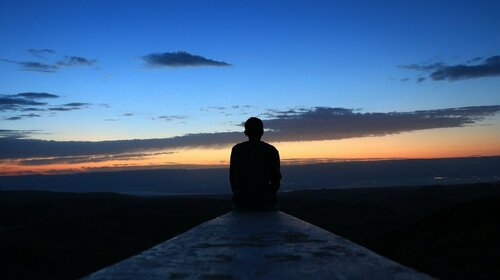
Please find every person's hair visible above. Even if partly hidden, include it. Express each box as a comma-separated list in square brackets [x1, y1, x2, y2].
[244, 117, 264, 139]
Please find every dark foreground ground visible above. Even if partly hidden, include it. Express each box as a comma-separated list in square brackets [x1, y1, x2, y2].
[0, 182, 499, 279]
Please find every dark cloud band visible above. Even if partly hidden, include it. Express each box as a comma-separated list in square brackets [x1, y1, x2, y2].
[400, 55, 500, 81]
[143, 51, 230, 67]
[1, 105, 499, 161]
[431, 56, 500, 80]
[263, 106, 500, 142]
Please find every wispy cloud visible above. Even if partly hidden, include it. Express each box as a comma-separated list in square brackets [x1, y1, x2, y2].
[0, 129, 40, 139]
[1, 59, 58, 72]
[2, 49, 97, 73]
[259, 107, 311, 119]
[0, 95, 47, 111]
[201, 105, 257, 111]
[48, 103, 90, 112]
[21, 113, 41, 118]
[20, 107, 46, 112]
[431, 56, 500, 80]
[15, 92, 60, 99]
[27, 48, 56, 58]
[399, 62, 444, 72]
[2, 105, 499, 161]
[0, 92, 93, 120]
[156, 115, 188, 121]
[18, 152, 175, 165]
[466, 57, 483, 64]
[200, 105, 258, 116]
[62, 102, 91, 107]
[56, 56, 97, 66]
[3, 113, 41, 121]
[4, 116, 22, 121]
[399, 55, 500, 81]
[48, 107, 73, 112]
[143, 51, 230, 67]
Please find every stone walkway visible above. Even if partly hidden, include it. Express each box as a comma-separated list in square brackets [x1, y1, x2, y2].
[85, 211, 432, 280]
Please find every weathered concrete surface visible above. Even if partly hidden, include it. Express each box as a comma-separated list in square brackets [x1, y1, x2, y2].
[84, 211, 432, 280]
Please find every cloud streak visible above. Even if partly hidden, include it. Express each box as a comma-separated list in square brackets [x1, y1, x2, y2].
[2, 49, 97, 73]
[0, 92, 92, 120]
[57, 56, 97, 66]
[0, 129, 40, 139]
[0, 94, 47, 111]
[1, 59, 58, 72]
[3, 113, 41, 121]
[18, 152, 175, 165]
[15, 92, 60, 99]
[27, 48, 56, 58]
[400, 55, 500, 81]
[48, 103, 90, 111]
[1, 105, 499, 161]
[4, 114, 41, 121]
[431, 56, 500, 80]
[156, 115, 188, 121]
[143, 51, 230, 67]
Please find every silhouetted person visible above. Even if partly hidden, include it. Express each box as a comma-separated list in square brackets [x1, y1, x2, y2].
[230, 117, 281, 211]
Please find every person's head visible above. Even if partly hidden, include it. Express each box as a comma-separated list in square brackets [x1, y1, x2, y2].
[244, 117, 264, 140]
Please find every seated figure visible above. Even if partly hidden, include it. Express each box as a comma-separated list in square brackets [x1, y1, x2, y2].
[229, 117, 281, 211]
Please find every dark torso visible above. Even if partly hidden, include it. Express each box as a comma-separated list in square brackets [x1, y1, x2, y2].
[230, 140, 281, 208]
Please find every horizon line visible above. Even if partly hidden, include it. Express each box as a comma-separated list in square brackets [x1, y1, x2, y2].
[2, 154, 499, 177]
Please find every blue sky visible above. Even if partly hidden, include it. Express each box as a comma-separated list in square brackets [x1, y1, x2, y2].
[1, 0, 500, 173]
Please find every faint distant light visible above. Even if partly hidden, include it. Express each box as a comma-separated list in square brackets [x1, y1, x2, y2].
[433, 176, 446, 180]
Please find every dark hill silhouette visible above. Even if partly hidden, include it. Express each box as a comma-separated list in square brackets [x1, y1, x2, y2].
[0, 191, 230, 280]
[1, 182, 499, 279]
[279, 183, 500, 280]
[373, 194, 500, 280]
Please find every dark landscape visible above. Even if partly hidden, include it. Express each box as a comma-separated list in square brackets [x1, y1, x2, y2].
[1, 156, 499, 194]
[1, 182, 499, 279]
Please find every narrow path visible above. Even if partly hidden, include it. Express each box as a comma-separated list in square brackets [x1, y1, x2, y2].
[85, 211, 432, 280]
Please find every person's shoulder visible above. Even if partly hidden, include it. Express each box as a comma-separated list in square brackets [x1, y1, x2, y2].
[261, 141, 279, 152]
[232, 141, 248, 150]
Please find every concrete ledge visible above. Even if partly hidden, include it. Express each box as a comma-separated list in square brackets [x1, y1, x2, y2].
[84, 211, 432, 279]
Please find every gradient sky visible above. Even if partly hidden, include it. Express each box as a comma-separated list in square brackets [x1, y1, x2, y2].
[1, 0, 500, 175]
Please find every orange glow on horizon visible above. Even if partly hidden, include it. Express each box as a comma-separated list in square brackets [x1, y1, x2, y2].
[1, 125, 500, 175]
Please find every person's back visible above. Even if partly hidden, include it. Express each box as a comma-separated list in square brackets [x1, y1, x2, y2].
[230, 117, 281, 211]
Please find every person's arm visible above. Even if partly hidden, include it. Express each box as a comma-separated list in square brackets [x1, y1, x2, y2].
[229, 146, 238, 192]
[270, 148, 281, 192]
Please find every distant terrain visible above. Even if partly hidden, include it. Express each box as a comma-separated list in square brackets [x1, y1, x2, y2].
[279, 183, 500, 280]
[0, 191, 230, 280]
[0, 156, 499, 194]
[1, 182, 499, 279]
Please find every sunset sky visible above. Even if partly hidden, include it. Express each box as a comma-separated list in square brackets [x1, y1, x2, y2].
[1, 0, 500, 175]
